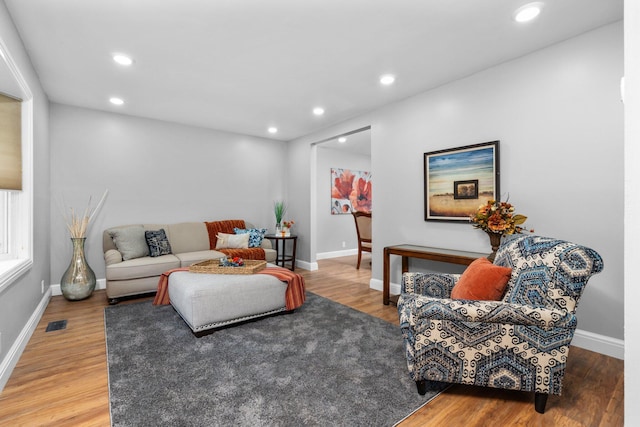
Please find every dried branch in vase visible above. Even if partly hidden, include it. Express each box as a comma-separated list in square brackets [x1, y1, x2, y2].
[61, 189, 109, 238]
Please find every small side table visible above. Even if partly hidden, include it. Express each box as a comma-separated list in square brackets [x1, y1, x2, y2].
[265, 234, 298, 271]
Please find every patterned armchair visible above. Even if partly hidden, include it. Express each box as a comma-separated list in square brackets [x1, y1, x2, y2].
[397, 234, 603, 413]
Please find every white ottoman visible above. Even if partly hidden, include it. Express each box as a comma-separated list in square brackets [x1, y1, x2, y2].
[168, 271, 288, 335]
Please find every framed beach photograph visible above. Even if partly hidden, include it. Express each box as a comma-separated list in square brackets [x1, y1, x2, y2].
[424, 141, 499, 221]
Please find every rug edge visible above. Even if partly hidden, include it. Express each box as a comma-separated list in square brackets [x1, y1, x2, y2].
[103, 309, 114, 427]
[392, 385, 451, 426]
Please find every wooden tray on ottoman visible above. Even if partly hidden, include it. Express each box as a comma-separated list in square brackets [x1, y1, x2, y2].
[189, 259, 267, 275]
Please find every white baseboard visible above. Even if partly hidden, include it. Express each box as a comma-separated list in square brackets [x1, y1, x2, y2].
[370, 278, 398, 294]
[0, 288, 51, 392]
[295, 260, 318, 271]
[368, 278, 624, 360]
[572, 329, 624, 359]
[51, 278, 106, 297]
[316, 249, 357, 260]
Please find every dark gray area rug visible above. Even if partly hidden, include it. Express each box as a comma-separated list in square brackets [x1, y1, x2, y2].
[104, 292, 446, 426]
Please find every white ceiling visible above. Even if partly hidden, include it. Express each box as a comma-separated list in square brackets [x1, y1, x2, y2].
[317, 128, 371, 156]
[3, 0, 623, 142]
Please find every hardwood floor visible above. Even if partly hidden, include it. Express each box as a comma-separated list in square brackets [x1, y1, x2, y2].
[0, 255, 624, 426]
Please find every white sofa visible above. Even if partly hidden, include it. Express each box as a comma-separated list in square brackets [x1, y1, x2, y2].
[103, 221, 276, 304]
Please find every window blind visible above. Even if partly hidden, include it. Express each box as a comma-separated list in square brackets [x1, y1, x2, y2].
[0, 92, 21, 191]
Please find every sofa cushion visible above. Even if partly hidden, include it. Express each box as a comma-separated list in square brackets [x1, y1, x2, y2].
[166, 222, 210, 254]
[174, 250, 227, 267]
[108, 225, 149, 260]
[105, 254, 180, 281]
[215, 232, 250, 249]
[145, 229, 172, 257]
[234, 227, 268, 248]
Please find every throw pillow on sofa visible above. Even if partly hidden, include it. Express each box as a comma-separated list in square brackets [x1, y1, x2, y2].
[215, 232, 250, 249]
[233, 227, 267, 248]
[108, 225, 149, 260]
[145, 229, 172, 257]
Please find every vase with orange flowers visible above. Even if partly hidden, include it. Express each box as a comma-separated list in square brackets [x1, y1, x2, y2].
[470, 199, 533, 262]
[281, 220, 295, 237]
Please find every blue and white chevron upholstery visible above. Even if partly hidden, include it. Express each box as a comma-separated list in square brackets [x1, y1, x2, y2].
[398, 234, 603, 396]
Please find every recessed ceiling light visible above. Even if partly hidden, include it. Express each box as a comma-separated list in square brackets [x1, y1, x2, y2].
[313, 107, 325, 116]
[380, 74, 396, 85]
[513, 2, 543, 23]
[112, 54, 133, 66]
[268, 127, 278, 134]
[109, 97, 124, 105]
[338, 137, 347, 143]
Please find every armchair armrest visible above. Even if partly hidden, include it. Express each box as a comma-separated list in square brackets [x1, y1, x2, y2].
[399, 293, 576, 330]
[401, 272, 460, 298]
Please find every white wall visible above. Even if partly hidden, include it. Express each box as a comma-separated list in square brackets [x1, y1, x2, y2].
[316, 146, 371, 255]
[0, 2, 50, 390]
[49, 104, 287, 284]
[624, 0, 640, 422]
[290, 22, 624, 346]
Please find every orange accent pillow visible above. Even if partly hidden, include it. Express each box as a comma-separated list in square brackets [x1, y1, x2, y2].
[450, 258, 512, 301]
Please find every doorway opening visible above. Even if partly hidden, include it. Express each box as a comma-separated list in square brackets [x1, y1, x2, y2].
[310, 127, 371, 269]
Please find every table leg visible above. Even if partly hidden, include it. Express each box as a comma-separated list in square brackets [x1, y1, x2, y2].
[383, 247, 390, 305]
[291, 238, 297, 271]
[275, 239, 281, 268]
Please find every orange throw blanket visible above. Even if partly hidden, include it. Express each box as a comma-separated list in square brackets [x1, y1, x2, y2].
[152, 267, 306, 311]
[205, 220, 265, 260]
[204, 219, 247, 248]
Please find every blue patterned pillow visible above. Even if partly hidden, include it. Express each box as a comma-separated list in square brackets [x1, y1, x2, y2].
[234, 227, 267, 248]
[145, 229, 172, 257]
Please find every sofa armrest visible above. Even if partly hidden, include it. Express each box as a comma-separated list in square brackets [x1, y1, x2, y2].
[261, 239, 273, 250]
[104, 249, 123, 266]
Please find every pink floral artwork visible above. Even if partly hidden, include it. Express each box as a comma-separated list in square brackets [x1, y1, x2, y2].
[331, 168, 372, 214]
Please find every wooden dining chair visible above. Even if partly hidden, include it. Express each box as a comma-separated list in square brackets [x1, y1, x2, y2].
[351, 211, 372, 269]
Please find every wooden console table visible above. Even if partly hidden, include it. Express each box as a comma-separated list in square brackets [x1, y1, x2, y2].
[383, 244, 487, 305]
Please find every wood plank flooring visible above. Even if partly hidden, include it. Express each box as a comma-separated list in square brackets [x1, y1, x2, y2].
[0, 255, 624, 426]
